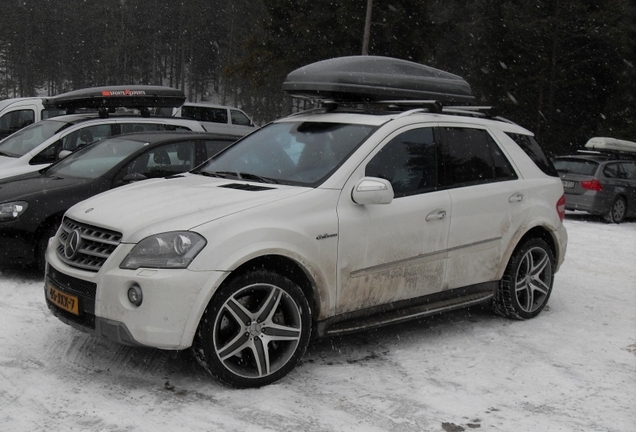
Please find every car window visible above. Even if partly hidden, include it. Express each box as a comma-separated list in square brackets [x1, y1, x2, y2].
[46, 137, 147, 179]
[41, 108, 67, 120]
[123, 141, 197, 178]
[505, 132, 558, 177]
[0, 119, 70, 157]
[182, 106, 228, 124]
[30, 124, 113, 165]
[197, 121, 375, 186]
[119, 122, 191, 134]
[440, 127, 517, 187]
[602, 163, 622, 179]
[0, 109, 34, 136]
[204, 138, 236, 158]
[230, 110, 252, 126]
[620, 162, 636, 180]
[553, 158, 599, 176]
[365, 127, 438, 197]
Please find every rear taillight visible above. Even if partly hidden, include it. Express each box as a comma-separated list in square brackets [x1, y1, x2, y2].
[581, 179, 603, 192]
[557, 195, 566, 221]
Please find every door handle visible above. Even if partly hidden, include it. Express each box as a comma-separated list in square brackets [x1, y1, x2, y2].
[509, 193, 524, 203]
[425, 210, 447, 221]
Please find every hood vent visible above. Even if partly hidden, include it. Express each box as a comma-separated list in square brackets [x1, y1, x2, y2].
[219, 183, 274, 192]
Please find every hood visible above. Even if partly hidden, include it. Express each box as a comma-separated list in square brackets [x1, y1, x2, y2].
[66, 174, 311, 243]
[0, 172, 86, 201]
[0, 158, 44, 181]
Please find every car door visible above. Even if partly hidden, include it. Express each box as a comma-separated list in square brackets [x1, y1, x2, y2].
[336, 126, 451, 315]
[438, 126, 526, 290]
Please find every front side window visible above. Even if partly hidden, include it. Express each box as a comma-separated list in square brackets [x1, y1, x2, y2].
[122, 141, 197, 178]
[230, 110, 252, 126]
[365, 127, 438, 197]
[196, 121, 375, 186]
[440, 127, 517, 188]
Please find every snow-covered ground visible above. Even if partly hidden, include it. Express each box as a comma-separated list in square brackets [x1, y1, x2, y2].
[1, 214, 634, 432]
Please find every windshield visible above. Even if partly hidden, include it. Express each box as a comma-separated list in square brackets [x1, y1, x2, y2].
[0, 119, 71, 157]
[46, 136, 147, 179]
[195, 121, 375, 185]
[553, 158, 599, 176]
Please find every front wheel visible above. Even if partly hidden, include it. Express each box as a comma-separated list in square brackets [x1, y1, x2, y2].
[195, 270, 312, 388]
[493, 238, 555, 320]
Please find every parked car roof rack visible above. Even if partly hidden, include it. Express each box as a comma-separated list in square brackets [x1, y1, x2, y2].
[578, 137, 636, 160]
[42, 85, 186, 118]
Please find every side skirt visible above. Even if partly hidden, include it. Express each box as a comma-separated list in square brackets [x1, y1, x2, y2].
[316, 281, 497, 338]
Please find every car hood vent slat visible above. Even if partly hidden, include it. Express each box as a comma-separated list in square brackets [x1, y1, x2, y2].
[218, 183, 274, 191]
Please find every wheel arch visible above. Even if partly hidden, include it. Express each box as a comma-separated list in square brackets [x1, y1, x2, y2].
[497, 225, 558, 280]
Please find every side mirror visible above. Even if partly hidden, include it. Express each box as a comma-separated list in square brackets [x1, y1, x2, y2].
[121, 172, 148, 183]
[58, 150, 72, 159]
[351, 177, 394, 205]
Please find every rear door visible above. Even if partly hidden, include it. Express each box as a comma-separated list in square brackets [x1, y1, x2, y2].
[438, 126, 525, 289]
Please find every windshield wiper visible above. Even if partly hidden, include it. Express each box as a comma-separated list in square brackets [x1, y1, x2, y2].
[198, 171, 278, 184]
[0, 151, 15, 157]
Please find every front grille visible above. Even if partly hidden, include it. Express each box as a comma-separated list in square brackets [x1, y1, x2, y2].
[56, 217, 122, 272]
[46, 267, 97, 329]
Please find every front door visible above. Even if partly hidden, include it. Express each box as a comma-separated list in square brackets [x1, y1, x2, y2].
[336, 126, 451, 314]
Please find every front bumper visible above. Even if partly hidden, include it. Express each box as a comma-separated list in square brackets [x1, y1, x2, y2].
[45, 240, 229, 350]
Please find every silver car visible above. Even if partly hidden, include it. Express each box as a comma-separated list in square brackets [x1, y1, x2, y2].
[554, 154, 636, 223]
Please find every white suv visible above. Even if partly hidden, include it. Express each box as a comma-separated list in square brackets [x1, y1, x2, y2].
[45, 57, 567, 388]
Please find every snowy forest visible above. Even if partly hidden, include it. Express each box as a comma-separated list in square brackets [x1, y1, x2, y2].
[0, 0, 634, 155]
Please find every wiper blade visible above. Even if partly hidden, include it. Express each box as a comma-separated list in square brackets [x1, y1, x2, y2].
[198, 171, 278, 184]
[0, 151, 15, 157]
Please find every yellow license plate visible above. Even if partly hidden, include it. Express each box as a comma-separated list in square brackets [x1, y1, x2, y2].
[47, 285, 80, 315]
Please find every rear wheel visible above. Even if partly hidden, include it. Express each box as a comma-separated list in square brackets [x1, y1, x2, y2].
[605, 196, 626, 224]
[195, 270, 311, 388]
[493, 238, 555, 320]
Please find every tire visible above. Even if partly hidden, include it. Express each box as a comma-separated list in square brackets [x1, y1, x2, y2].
[35, 224, 59, 271]
[605, 196, 626, 224]
[195, 270, 312, 388]
[493, 238, 555, 320]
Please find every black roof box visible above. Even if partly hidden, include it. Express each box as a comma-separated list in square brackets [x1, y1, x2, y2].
[42, 85, 186, 110]
[283, 56, 474, 104]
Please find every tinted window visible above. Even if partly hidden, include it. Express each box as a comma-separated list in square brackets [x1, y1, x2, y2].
[205, 139, 236, 157]
[440, 127, 517, 187]
[506, 132, 558, 177]
[553, 158, 599, 176]
[621, 162, 636, 180]
[365, 127, 438, 197]
[182, 106, 228, 124]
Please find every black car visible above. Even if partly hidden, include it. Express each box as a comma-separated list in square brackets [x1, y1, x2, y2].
[0, 131, 237, 268]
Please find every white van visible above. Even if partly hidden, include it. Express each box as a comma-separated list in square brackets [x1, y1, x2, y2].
[173, 102, 257, 137]
[0, 97, 67, 139]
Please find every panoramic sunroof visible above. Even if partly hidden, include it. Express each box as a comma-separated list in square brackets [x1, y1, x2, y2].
[283, 55, 474, 104]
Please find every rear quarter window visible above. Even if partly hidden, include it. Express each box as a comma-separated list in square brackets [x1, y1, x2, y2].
[505, 132, 558, 177]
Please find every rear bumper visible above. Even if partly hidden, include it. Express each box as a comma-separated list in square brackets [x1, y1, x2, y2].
[563, 191, 612, 215]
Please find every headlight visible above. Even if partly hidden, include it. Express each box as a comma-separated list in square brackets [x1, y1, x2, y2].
[0, 201, 28, 221]
[120, 232, 206, 270]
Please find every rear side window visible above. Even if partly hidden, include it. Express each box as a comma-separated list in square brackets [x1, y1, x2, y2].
[182, 106, 228, 124]
[553, 158, 599, 176]
[506, 132, 558, 177]
[440, 127, 517, 188]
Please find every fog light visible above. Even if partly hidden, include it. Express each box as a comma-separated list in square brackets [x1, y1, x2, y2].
[127, 284, 143, 306]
